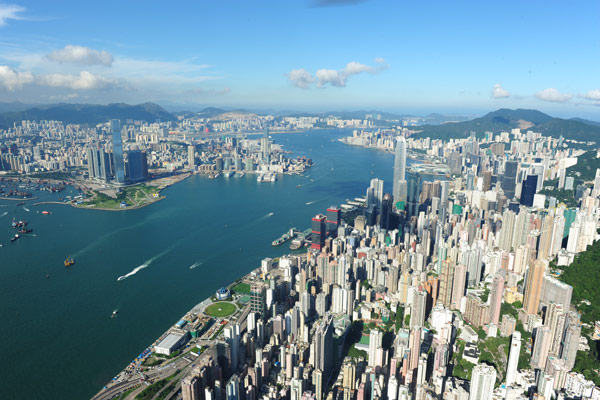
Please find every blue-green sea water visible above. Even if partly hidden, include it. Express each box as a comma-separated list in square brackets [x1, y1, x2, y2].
[0, 129, 399, 399]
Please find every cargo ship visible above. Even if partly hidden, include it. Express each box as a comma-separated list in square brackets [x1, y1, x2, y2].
[64, 258, 75, 267]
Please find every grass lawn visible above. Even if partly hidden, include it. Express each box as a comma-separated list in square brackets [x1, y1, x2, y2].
[204, 302, 236, 317]
[231, 282, 251, 295]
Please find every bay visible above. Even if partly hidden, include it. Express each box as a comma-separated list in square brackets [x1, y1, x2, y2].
[0, 128, 397, 399]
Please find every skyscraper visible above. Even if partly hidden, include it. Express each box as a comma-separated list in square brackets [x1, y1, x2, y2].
[520, 174, 538, 207]
[126, 149, 148, 182]
[111, 119, 125, 184]
[524, 260, 546, 315]
[506, 331, 521, 387]
[326, 206, 341, 237]
[502, 161, 518, 199]
[469, 364, 496, 400]
[311, 214, 326, 250]
[393, 136, 407, 203]
[188, 145, 196, 169]
[488, 273, 505, 326]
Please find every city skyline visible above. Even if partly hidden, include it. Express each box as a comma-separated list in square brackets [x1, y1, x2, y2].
[0, 1, 598, 118]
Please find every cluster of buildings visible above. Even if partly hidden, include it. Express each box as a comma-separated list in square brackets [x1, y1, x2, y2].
[176, 127, 600, 400]
[0, 115, 313, 184]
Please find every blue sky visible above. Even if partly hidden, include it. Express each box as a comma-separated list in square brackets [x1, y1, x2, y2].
[0, 0, 598, 117]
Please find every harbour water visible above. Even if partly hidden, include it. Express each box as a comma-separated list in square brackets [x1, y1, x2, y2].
[0, 129, 400, 399]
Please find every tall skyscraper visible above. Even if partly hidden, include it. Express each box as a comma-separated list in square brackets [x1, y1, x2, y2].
[326, 206, 341, 237]
[126, 149, 148, 182]
[524, 260, 546, 315]
[469, 364, 496, 400]
[406, 173, 421, 217]
[188, 145, 196, 169]
[506, 331, 521, 387]
[368, 178, 384, 210]
[502, 161, 518, 199]
[520, 174, 538, 207]
[488, 273, 505, 326]
[111, 119, 125, 184]
[314, 315, 333, 378]
[311, 214, 326, 250]
[393, 136, 407, 203]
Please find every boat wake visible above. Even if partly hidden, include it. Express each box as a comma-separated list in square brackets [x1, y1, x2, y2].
[306, 197, 328, 206]
[23, 206, 30, 212]
[258, 212, 274, 220]
[189, 261, 205, 270]
[0, 211, 7, 217]
[117, 246, 174, 282]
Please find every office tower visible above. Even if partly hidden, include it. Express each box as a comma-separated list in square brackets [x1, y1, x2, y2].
[531, 326, 552, 369]
[311, 214, 326, 250]
[406, 173, 421, 217]
[126, 149, 148, 182]
[261, 127, 270, 164]
[368, 178, 384, 210]
[524, 260, 546, 315]
[520, 174, 537, 207]
[110, 119, 125, 184]
[379, 193, 394, 230]
[488, 273, 505, 326]
[469, 364, 496, 400]
[393, 136, 407, 203]
[411, 290, 427, 328]
[188, 145, 196, 168]
[506, 331, 521, 387]
[314, 315, 333, 378]
[86, 147, 97, 178]
[326, 206, 341, 237]
[250, 284, 265, 317]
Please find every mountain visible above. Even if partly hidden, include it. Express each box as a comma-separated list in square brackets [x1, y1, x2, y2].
[412, 108, 600, 142]
[0, 102, 175, 128]
[570, 117, 600, 128]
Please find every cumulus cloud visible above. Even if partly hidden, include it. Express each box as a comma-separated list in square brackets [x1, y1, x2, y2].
[288, 58, 387, 89]
[0, 65, 125, 91]
[535, 88, 572, 103]
[581, 89, 600, 101]
[492, 83, 510, 99]
[46, 45, 114, 67]
[39, 71, 123, 90]
[0, 65, 34, 90]
[0, 3, 25, 26]
[288, 68, 315, 89]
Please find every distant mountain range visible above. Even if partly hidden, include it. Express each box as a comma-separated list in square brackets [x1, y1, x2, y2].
[0, 103, 598, 143]
[412, 108, 600, 142]
[0, 102, 175, 128]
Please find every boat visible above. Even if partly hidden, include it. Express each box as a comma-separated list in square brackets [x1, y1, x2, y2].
[296, 185, 302, 189]
[64, 258, 75, 267]
[18, 227, 32, 234]
[16, 202, 24, 206]
[10, 234, 19, 242]
[42, 211, 50, 215]
[111, 310, 119, 318]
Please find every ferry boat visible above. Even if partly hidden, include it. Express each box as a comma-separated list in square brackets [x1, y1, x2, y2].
[10, 234, 19, 242]
[64, 258, 75, 267]
[111, 310, 119, 318]
[42, 211, 50, 215]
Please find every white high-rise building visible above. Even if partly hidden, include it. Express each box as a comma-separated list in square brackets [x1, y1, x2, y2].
[506, 331, 521, 387]
[368, 329, 383, 367]
[469, 364, 496, 400]
[393, 136, 407, 203]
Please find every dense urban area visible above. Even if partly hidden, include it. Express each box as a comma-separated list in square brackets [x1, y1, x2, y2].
[2, 109, 600, 400]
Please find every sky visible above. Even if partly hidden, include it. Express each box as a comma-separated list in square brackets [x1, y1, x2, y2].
[0, 0, 598, 118]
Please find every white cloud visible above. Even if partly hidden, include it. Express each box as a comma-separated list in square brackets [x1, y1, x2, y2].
[535, 88, 572, 103]
[39, 71, 124, 90]
[581, 89, 600, 101]
[492, 83, 510, 99]
[0, 3, 25, 26]
[0, 65, 34, 90]
[46, 45, 114, 67]
[288, 58, 387, 89]
[288, 68, 315, 89]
